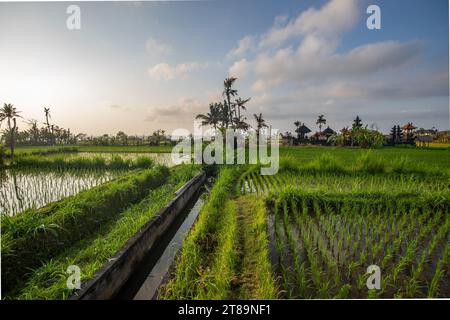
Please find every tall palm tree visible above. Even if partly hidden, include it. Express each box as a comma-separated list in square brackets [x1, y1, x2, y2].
[0, 103, 22, 159]
[234, 97, 250, 122]
[316, 114, 326, 133]
[254, 113, 268, 143]
[223, 77, 238, 127]
[44, 107, 51, 128]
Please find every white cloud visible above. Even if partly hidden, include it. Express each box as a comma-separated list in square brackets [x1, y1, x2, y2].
[229, 58, 251, 78]
[222, 0, 447, 133]
[226, 35, 256, 58]
[259, 0, 358, 49]
[251, 40, 422, 90]
[145, 37, 173, 56]
[148, 62, 207, 80]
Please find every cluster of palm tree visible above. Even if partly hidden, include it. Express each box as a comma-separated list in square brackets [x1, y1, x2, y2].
[196, 77, 269, 140]
[0, 104, 83, 158]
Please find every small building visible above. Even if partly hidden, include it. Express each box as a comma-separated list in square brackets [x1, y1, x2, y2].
[415, 129, 436, 147]
[402, 122, 416, 134]
[313, 126, 335, 144]
[295, 123, 311, 143]
[322, 126, 336, 137]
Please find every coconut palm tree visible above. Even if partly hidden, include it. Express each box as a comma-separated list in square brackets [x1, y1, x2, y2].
[234, 97, 250, 122]
[223, 77, 238, 127]
[316, 115, 326, 133]
[196, 103, 222, 131]
[254, 113, 268, 143]
[0, 103, 22, 159]
[44, 107, 51, 128]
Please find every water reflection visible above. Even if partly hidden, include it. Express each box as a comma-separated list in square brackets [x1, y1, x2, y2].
[0, 168, 122, 216]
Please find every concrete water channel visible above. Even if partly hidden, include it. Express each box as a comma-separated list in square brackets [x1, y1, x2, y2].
[118, 194, 204, 299]
[70, 172, 207, 300]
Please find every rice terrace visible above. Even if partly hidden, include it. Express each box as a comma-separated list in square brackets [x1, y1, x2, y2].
[0, 0, 449, 306]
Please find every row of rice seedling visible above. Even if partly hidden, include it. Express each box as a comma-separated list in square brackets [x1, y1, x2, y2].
[10, 164, 200, 299]
[240, 169, 449, 196]
[1, 165, 170, 296]
[0, 168, 124, 216]
[279, 152, 449, 177]
[11, 153, 154, 170]
[267, 191, 450, 298]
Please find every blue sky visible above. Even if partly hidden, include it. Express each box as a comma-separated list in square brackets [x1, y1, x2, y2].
[0, 0, 448, 135]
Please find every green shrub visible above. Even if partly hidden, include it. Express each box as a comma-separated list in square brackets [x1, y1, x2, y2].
[134, 156, 154, 168]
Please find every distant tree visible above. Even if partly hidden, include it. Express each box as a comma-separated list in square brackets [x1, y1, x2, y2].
[316, 115, 326, 133]
[0, 103, 22, 159]
[223, 77, 238, 127]
[116, 131, 128, 145]
[254, 113, 268, 143]
[27, 119, 40, 145]
[352, 115, 363, 129]
[44, 107, 51, 129]
[390, 126, 397, 145]
[328, 133, 345, 147]
[351, 126, 385, 148]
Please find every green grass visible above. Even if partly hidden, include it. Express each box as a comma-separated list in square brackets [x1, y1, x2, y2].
[160, 166, 277, 299]
[280, 146, 450, 168]
[160, 166, 242, 299]
[232, 195, 278, 299]
[10, 145, 174, 156]
[1, 166, 170, 296]
[9, 164, 199, 300]
[10, 153, 154, 170]
[161, 148, 449, 299]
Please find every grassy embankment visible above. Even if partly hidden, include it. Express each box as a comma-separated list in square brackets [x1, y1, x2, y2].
[1, 164, 200, 299]
[8, 145, 173, 156]
[9, 153, 154, 170]
[160, 166, 277, 299]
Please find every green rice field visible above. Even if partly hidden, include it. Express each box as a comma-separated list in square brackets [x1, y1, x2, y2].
[162, 147, 450, 299]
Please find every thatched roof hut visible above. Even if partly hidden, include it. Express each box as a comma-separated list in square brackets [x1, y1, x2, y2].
[322, 126, 335, 136]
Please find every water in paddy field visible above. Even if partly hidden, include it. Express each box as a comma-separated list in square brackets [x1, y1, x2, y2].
[0, 168, 123, 216]
[75, 152, 177, 167]
[0, 153, 181, 216]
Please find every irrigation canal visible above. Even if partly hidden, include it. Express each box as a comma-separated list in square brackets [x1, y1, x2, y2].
[116, 191, 205, 299]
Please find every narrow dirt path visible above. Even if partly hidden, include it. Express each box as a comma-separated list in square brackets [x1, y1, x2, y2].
[228, 195, 278, 299]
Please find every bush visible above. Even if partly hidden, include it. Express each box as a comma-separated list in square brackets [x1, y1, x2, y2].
[134, 156, 154, 168]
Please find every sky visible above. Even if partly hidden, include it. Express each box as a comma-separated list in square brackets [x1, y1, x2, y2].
[0, 0, 448, 136]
